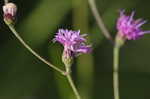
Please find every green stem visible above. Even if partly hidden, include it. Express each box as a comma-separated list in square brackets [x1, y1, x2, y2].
[64, 64, 81, 99]
[5, 23, 66, 75]
[66, 73, 81, 99]
[88, 0, 113, 42]
[113, 45, 120, 99]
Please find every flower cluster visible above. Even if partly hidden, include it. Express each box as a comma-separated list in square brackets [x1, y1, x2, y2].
[117, 10, 150, 40]
[54, 29, 91, 57]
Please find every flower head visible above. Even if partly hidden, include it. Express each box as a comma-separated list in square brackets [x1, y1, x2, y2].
[54, 29, 91, 56]
[3, 3, 17, 24]
[54, 29, 91, 67]
[117, 10, 150, 40]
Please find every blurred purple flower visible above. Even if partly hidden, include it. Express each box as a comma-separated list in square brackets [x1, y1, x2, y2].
[117, 10, 150, 40]
[54, 29, 91, 57]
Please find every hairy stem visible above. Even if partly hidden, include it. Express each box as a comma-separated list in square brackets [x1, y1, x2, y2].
[5, 23, 65, 75]
[113, 45, 120, 99]
[88, 0, 113, 42]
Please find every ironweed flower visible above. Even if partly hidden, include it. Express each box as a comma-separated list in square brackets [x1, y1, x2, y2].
[54, 29, 91, 67]
[117, 10, 150, 40]
[3, 3, 17, 24]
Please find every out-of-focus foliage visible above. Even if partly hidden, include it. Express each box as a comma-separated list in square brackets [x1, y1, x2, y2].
[0, 0, 150, 99]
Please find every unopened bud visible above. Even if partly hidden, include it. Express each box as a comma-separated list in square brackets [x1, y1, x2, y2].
[3, 3, 17, 24]
[62, 48, 73, 73]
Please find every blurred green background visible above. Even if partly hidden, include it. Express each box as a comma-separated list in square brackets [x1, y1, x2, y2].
[0, 0, 150, 99]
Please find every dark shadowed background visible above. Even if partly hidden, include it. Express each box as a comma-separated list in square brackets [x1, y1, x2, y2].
[0, 0, 150, 99]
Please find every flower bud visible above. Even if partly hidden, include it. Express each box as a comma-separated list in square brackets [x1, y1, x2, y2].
[62, 47, 73, 72]
[3, 3, 17, 24]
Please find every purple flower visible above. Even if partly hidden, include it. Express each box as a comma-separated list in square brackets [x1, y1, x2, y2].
[54, 29, 91, 57]
[117, 10, 150, 40]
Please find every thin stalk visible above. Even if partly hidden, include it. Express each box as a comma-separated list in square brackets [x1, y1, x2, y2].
[65, 64, 81, 99]
[113, 45, 120, 99]
[6, 23, 65, 75]
[88, 0, 113, 42]
[66, 72, 81, 99]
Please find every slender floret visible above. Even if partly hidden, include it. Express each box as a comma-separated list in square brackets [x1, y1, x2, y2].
[117, 10, 150, 40]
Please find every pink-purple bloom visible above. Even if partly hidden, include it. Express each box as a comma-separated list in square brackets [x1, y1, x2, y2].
[117, 10, 150, 40]
[54, 29, 91, 57]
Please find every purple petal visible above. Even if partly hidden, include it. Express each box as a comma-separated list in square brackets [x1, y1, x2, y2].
[136, 20, 147, 28]
[139, 30, 150, 35]
[76, 45, 92, 53]
[128, 11, 135, 24]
